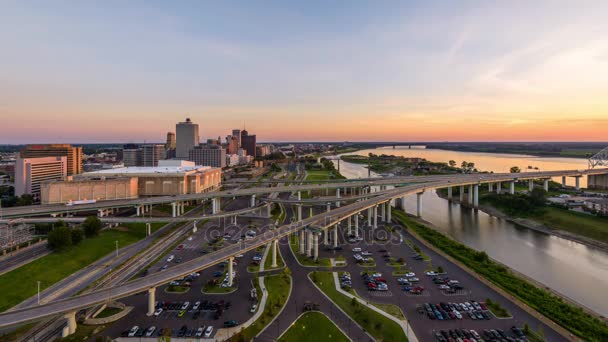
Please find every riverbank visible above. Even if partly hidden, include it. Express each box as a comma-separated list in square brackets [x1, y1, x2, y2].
[392, 210, 608, 341]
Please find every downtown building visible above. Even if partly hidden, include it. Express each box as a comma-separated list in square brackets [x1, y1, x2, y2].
[189, 144, 227, 168]
[15, 156, 67, 200]
[20, 144, 82, 175]
[121, 144, 166, 167]
[241, 129, 257, 158]
[176, 118, 199, 159]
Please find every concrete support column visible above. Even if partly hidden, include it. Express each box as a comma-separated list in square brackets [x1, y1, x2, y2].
[543, 179, 549, 192]
[400, 197, 406, 213]
[367, 208, 372, 226]
[509, 181, 515, 194]
[447, 186, 452, 200]
[416, 192, 423, 217]
[373, 205, 378, 229]
[250, 195, 256, 207]
[354, 214, 359, 237]
[136, 206, 141, 216]
[313, 233, 319, 261]
[562, 176, 567, 187]
[97, 209, 104, 218]
[297, 205, 302, 222]
[326, 203, 331, 212]
[299, 229, 305, 254]
[380, 202, 386, 222]
[172, 202, 177, 217]
[271, 240, 278, 268]
[146, 223, 151, 236]
[147, 287, 156, 316]
[336, 188, 341, 207]
[488, 183, 493, 192]
[333, 224, 338, 247]
[307, 230, 313, 257]
[468, 184, 474, 205]
[575, 176, 581, 190]
[227, 257, 234, 287]
[267, 204, 271, 217]
[347, 216, 352, 235]
[459, 186, 465, 202]
[529, 180, 534, 192]
[473, 184, 479, 209]
[62, 311, 77, 337]
[324, 227, 329, 245]
[387, 202, 392, 222]
[297, 191, 301, 200]
[497, 182, 502, 194]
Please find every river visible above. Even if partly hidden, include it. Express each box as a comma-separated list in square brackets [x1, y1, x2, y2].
[335, 147, 608, 317]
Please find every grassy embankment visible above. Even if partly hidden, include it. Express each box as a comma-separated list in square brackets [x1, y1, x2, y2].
[392, 210, 608, 341]
[288, 234, 331, 267]
[230, 271, 292, 341]
[310, 271, 407, 341]
[0, 222, 165, 312]
[263, 242, 285, 270]
[277, 312, 349, 342]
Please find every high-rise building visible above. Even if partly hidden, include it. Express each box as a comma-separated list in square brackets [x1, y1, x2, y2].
[141, 144, 166, 167]
[20, 144, 82, 175]
[166, 132, 176, 150]
[241, 129, 257, 158]
[15, 156, 67, 200]
[189, 145, 226, 168]
[176, 118, 199, 159]
[226, 135, 238, 154]
[122, 144, 141, 167]
[232, 129, 241, 147]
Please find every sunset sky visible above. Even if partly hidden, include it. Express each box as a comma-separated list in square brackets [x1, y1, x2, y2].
[1, 1, 608, 143]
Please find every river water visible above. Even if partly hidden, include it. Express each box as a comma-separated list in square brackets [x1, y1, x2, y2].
[335, 147, 608, 317]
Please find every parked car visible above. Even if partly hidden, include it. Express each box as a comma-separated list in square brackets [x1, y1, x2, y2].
[127, 326, 139, 337]
[223, 320, 238, 327]
[154, 308, 163, 316]
[204, 326, 214, 338]
[145, 326, 156, 337]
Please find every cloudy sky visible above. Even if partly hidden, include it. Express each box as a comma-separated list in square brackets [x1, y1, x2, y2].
[1, 0, 608, 143]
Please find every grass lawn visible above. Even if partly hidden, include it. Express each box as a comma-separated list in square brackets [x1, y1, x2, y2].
[305, 170, 344, 183]
[0, 222, 165, 312]
[311, 271, 407, 341]
[153, 204, 196, 215]
[277, 312, 349, 342]
[263, 243, 285, 270]
[166, 285, 190, 293]
[485, 298, 511, 318]
[288, 235, 332, 267]
[232, 272, 292, 340]
[95, 307, 123, 318]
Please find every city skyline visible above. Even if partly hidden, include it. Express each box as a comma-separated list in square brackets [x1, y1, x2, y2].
[2, 1, 608, 143]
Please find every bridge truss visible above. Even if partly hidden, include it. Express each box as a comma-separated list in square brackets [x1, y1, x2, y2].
[589, 147, 608, 169]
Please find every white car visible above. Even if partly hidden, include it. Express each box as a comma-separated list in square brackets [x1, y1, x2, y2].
[128, 326, 139, 337]
[195, 327, 204, 337]
[166, 255, 175, 262]
[425, 271, 438, 276]
[408, 277, 420, 282]
[192, 301, 201, 310]
[438, 284, 450, 290]
[352, 247, 362, 252]
[372, 272, 382, 277]
[361, 251, 372, 256]
[145, 326, 156, 337]
[204, 326, 214, 338]
[235, 254, 244, 258]
[250, 303, 258, 313]
[405, 272, 415, 277]
[453, 310, 462, 319]
[181, 301, 190, 310]
[187, 236, 193, 241]
[154, 308, 163, 316]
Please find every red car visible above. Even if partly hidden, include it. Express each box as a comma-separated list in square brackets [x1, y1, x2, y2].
[177, 245, 184, 250]
[374, 277, 387, 283]
[367, 283, 378, 289]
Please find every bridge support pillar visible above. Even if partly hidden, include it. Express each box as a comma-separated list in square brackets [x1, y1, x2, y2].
[62, 311, 77, 337]
[447, 186, 452, 200]
[336, 188, 341, 207]
[299, 229, 305, 254]
[387, 202, 392, 222]
[400, 197, 406, 213]
[380, 202, 386, 222]
[509, 181, 515, 195]
[146, 223, 151, 236]
[147, 287, 156, 316]
[267, 203, 272, 217]
[459, 186, 464, 202]
[313, 233, 319, 261]
[354, 214, 359, 237]
[297, 205, 302, 222]
[307, 230, 313, 257]
[136, 205, 141, 216]
[297, 191, 301, 200]
[271, 240, 278, 268]
[543, 179, 549, 192]
[496, 182, 502, 194]
[347, 216, 352, 235]
[488, 183, 493, 192]
[468, 184, 474, 205]
[333, 224, 338, 248]
[575, 176, 581, 190]
[97, 209, 104, 218]
[367, 208, 372, 227]
[373, 205, 378, 229]
[416, 192, 423, 217]
[172, 202, 177, 217]
[562, 176, 567, 187]
[473, 185, 479, 209]
[309, 207, 313, 217]
[228, 256, 234, 287]
[250, 195, 256, 207]
[324, 227, 329, 245]
[326, 202, 331, 212]
[529, 180, 534, 192]
[212, 198, 219, 214]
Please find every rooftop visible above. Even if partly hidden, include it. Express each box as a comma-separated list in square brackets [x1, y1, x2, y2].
[86, 165, 214, 175]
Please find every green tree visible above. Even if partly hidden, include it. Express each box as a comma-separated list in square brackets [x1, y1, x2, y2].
[510, 166, 521, 173]
[448, 160, 456, 167]
[71, 228, 84, 245]
[467, 162, 475, 171]
[47, 226, 72, 250]
[16, 194, 34, 206]
[82, 216, 102, 237]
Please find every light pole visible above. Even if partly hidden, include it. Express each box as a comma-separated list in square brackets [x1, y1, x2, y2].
[37, 280, 41, 305]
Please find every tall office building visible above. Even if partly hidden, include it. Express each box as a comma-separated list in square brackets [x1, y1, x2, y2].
[241, 129, 257, 158]
[232, 129, 241, 147]
[189, 145, 226, 168]
[20, 144, 82, 175]
[166, 132, 176, 149]
[176, 118, 199, 159]
[141, 144, 166, 167]
[15, 156, 67, 200]
[226, 135, 238, 154]
[122, 144, 141, 167]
